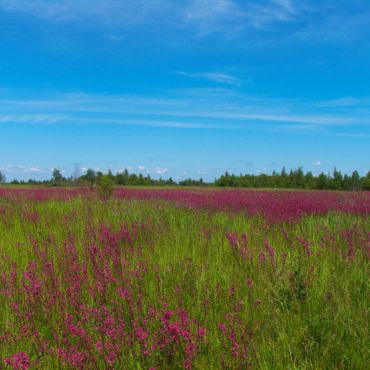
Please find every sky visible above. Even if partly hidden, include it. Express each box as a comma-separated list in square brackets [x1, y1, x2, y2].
[0, 0, 369, 181]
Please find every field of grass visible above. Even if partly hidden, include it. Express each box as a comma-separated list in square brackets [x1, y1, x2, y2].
[0, 188, 369, 369]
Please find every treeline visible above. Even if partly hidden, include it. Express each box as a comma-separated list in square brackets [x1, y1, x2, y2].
[4, 167, 370, 191]
[81, 169, 205, 187]
[8, 168, 205, 188]
[11, 168, 184, 187]
[215, 168, 370, 191]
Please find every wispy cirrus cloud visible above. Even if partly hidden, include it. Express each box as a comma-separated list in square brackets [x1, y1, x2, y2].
[272, 0, 295, 14]
[316, 97, 370, 109]
[181, 0, 304, 37]
[0, 0, 368, 46]
[0, 114, 64, 124]
[295, 3, 370, 45]
[0, 0, 171, 25]
[176, 71, 240, 86]
[0, 1, 321, 38]
[0, 0, 298, 26]
[1, 89, 369, 133]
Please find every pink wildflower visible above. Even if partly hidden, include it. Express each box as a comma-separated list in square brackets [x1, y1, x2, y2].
[4, 352, 30, 370]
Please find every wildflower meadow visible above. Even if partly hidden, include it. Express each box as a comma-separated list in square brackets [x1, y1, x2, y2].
[0, 188, 369, 369]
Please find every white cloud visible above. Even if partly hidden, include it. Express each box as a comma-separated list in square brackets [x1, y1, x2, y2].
[183, 0, 302, 36]
[138, 165, 146, 171]
[183, 0, 242, 33]
[29, 166, 42, 173]
[0, 0, 304, 37]
[317, 97, 370, 108]
[176, 71, 240, 86]
[312, 160, 322, 166]
[0, 114, 64, 124]
[197, 169, 207, 175]
[0, 0, 367, 49]
[0, 164, 46, 174]
[1, 90, 369, 134]
[0, 165, 14, 174]
[80, 118, 236, 129]
[1, 109, 362, 127]
[295, 5, 370, 45]
[154, 166, 168, 175]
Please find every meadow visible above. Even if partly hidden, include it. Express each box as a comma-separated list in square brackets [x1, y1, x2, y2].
[0, 188, 369, 369]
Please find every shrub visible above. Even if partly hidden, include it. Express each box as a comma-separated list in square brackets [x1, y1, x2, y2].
[97, 174, 114, 199]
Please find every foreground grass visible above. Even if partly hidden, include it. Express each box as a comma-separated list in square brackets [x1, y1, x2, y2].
[0, 195, 369, 369]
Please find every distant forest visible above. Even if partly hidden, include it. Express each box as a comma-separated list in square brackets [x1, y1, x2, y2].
[2, 167, 370, 191]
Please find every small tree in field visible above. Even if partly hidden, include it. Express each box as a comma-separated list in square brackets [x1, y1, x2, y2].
[51, 168, 64, 186]
[97, 174, 114, 199]
[85, 169, 97, 190]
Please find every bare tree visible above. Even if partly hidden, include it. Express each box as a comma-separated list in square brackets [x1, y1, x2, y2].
[0, 170, 6, 183]
[73, 163, 81, 180]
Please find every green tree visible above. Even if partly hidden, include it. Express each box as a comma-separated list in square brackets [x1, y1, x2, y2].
[342, 174, 352, 191]
[97, 174, 114, 199]
[116, 169, 129, 186]
[51, 168, 64, 186]
[295, 167, 305, 188]
[351, 170, 361, 191]
[316, 172, 328, 190]
[85, 169, 97, 189]
[332, 167, 343, 190]
[361, 171, 370, 191]
[304, 171, 315, 189]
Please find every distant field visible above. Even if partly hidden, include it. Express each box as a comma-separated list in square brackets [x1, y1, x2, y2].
[0, 188, 369, 369]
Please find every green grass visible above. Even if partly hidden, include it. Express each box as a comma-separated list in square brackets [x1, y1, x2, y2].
[0, 195, 369, 369]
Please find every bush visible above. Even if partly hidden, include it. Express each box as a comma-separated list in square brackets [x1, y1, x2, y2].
[97, 175, 114, 199]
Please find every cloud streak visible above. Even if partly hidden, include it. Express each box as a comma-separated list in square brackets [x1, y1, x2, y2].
[176, 71, 240, 86]
[0, 0, 170, 24]
[1, 89, 369, 133]
[3, 89, 367, 138]
[0, 0, 338, 39]
[0, 0, 368, 49]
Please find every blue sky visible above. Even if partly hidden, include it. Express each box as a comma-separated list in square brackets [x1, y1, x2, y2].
[0, 0, 369, 181]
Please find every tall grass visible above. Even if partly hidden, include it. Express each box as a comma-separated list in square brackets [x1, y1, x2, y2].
[0, 190, 369, 369]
